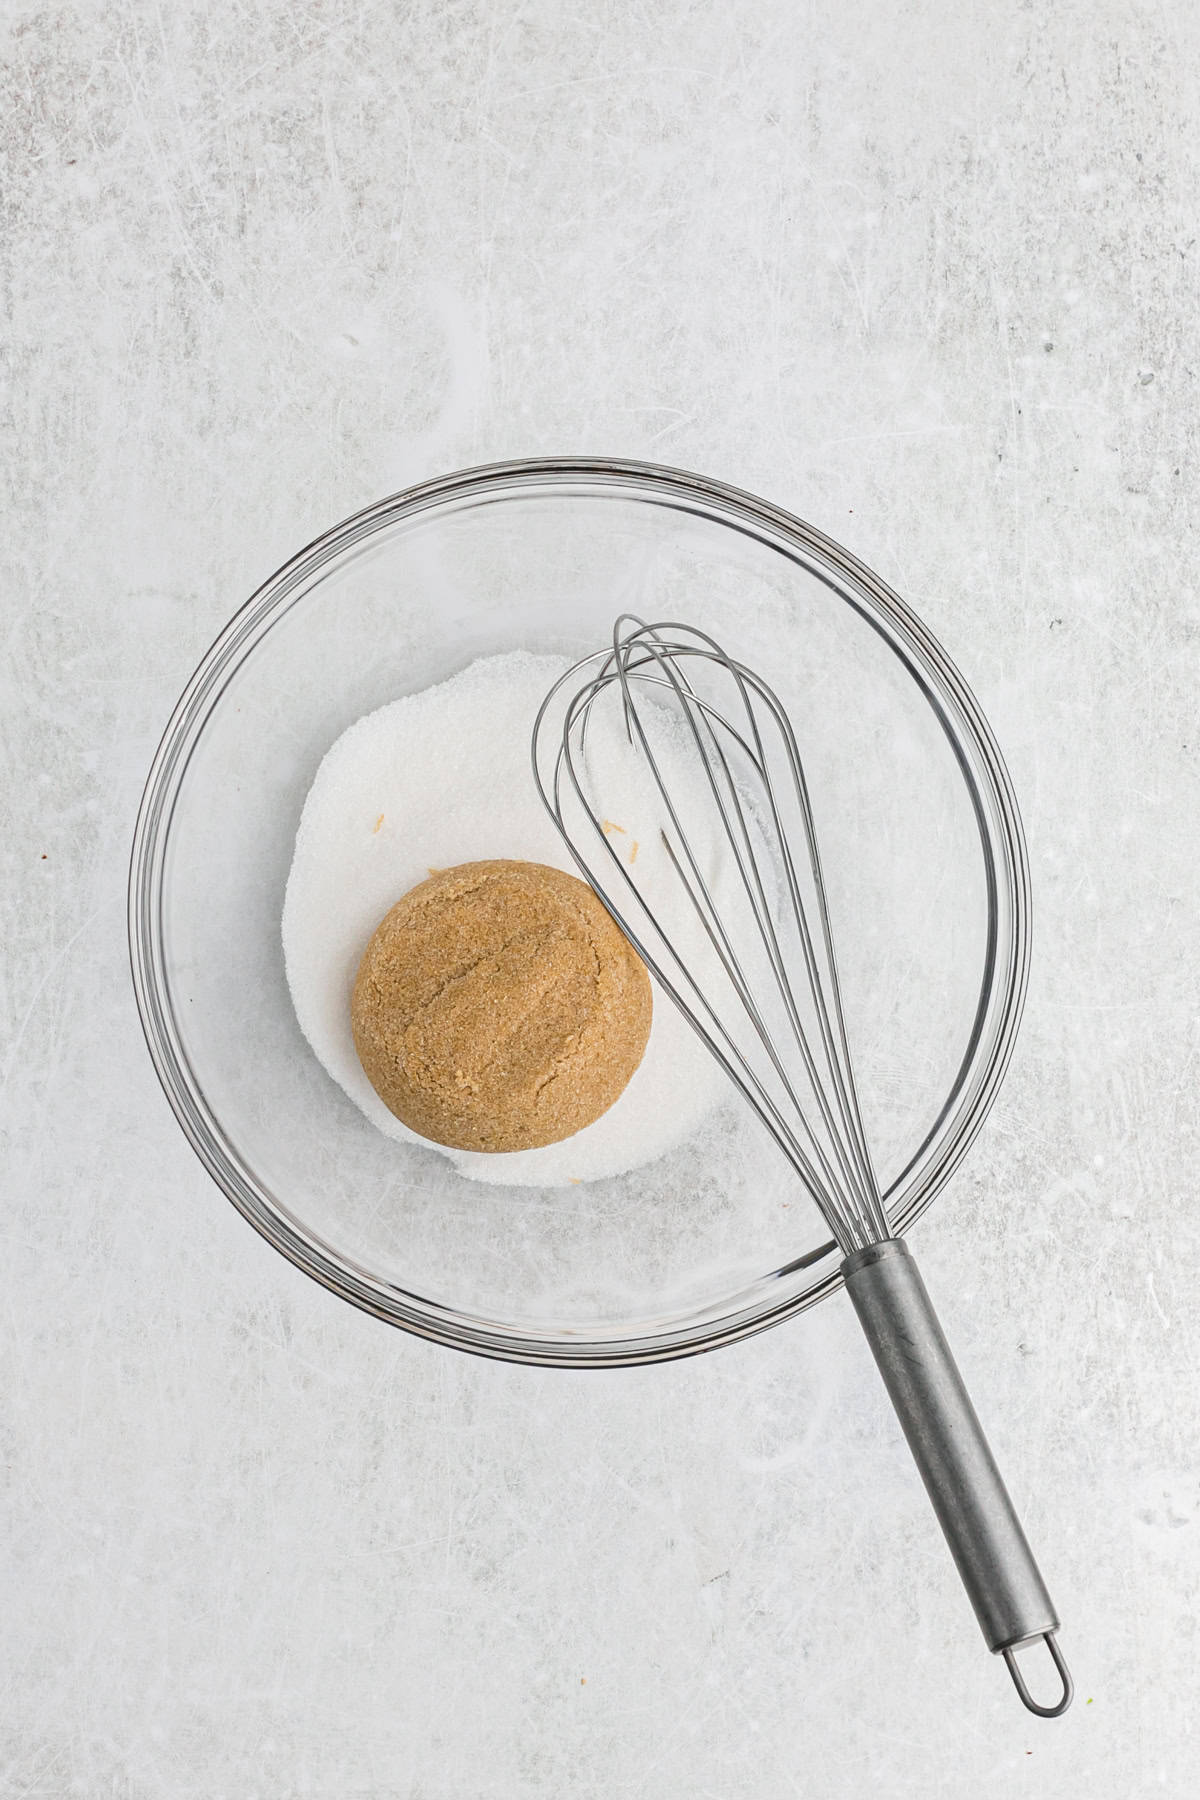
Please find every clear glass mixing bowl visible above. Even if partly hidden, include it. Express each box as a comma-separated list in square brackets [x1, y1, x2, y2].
[128, 458, 1029, 1366]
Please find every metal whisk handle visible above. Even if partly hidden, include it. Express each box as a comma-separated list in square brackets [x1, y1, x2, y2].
[842, 1239, 1072, 1717]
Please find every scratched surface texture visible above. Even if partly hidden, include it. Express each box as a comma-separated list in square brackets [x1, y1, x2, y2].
[3, 1, 1198, 1795]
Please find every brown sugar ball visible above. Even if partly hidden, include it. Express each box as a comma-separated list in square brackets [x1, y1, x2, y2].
[351, 859, 652, 1152]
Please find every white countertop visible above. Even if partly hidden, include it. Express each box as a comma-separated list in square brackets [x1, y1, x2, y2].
[4, 2, 1197, 1794]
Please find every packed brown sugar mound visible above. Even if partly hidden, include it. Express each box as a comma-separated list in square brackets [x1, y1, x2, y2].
[351, 859, 652, 1152]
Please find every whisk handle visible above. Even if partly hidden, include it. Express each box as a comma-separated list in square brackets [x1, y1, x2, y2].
[842, 1239, 1071, 1717]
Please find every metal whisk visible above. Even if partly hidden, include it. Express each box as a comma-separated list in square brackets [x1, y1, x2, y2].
[532, 615, 1072, 1718]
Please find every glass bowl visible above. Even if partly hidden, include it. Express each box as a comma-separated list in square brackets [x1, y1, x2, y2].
[128, 458, 1029, 1366]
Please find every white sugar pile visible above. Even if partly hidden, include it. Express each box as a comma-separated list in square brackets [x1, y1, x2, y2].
[282, 650, 738, 1187]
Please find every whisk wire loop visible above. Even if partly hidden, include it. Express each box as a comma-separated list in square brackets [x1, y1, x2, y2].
[610, 623, 880, 1232]
[535, 614, 890, 1255]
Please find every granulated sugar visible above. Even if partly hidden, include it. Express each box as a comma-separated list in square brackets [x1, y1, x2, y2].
[282, 650, 736, 1186]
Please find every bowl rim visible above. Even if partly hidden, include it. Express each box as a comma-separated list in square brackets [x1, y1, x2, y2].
[128, 455, 1030, 1367]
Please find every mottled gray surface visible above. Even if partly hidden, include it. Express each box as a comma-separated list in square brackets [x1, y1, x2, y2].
[3, 2, 1197, 1794]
